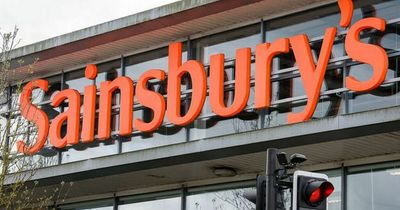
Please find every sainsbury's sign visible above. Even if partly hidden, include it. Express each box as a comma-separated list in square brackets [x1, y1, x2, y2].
[17, 0, 388, 155]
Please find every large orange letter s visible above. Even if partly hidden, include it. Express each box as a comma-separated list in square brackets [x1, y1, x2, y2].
[135, 69, 166, 132]
[345, 18, 388, 92]
[17, 79, 49, 155]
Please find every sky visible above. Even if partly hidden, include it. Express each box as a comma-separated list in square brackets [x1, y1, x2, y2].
[0, 0, 180, 47]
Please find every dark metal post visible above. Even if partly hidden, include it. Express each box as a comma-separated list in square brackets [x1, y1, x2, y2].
[341, 164, 347, 210]
[185, 37, 192, 142]
[118, 55, 125, 154]
[58, 70, 65, 165]
[113, 193, 119, 210]
[181, 186, 187, 210]
[265, 148, 281, 210]
[259, 19, 267, 130]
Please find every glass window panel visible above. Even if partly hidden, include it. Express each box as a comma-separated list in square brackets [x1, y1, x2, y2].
[351, 0, 400, 24]
[62, 207, 112, 210]
[190, 25, 260, 140]
[347, 7, 400, 113]
[62, 60, 122, 164]
[119, 196, 181, 210]
[380, 23, 399, 52]
[194, 24, 260, 64]
[8, 132, 58, 171]
[186, 187, 255, 210]
[65, 68, 90, 94]
[6, 76, 61, 167]
[264, 0, 400, 122]
[323, 170, 342, 210]
[348, 56, 399, 113]
[266, 5, 341, 42]
[266, 76, 301, 128]
[40, 75, 63, 121]
[264, 27, 345, 126]
[374, 1, 400, 20]
[66, 59, 122, 92]
[0, 113, 7, 139]
[10, 85, 25, 110]
[269, 34, 344, 120]
[347, 162, 400, 210]
[95, 59, 122, 87]
[125, 47, 187, 81]
[313, 93, 344, 118]
[95, 60, 122, 133]
[266, 0, 399, 43]
[12, 127, 58, 167]
[0, 87, 9, 113]
[123, 47, 187, 153]
[189, 94, 259, 140]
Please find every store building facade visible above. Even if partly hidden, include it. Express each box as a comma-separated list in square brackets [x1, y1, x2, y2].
[5, 0, 400, 209]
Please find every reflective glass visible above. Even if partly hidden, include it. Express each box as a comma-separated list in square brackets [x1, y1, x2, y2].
[65, 68, 90, 94]
[194, 24, 260, 64]
[265, 4, 347, 126]
[123, 47, 187, 153]
[324, 170, 342, 210]
[186, 188, 255, 210]
[95, 59, 122, 87]
[95, 60, 123, 133]
[119, 196, 181, 210]
[347, 163, 400, 210]
[266, 5, 341, 42]
[61, 207, 111, 210]
[190, 25, 260, 140]
[264, 0, 400, 121]
[351, 1, 400, 24]
[62, 60, 122, 164]
[7, 77, 61, 166]
[348, 58, 398, 113]
[125, 47, 186, 81]
[347, 22, 400, 113]
[0, 87, 9, 113]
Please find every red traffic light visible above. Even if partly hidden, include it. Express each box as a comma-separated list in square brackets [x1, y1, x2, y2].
[309, 187, 321, 203]
[294, 171, 333, 210]
[305, 180, 334, 205]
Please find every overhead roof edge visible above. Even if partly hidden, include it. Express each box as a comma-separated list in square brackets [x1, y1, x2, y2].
[8, 0, 220, 60]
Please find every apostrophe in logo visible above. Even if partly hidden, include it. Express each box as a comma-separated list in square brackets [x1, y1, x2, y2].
[338, 0, 354, 27]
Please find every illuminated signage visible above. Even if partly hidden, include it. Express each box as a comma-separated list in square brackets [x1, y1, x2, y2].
[17, 0, 388, 155]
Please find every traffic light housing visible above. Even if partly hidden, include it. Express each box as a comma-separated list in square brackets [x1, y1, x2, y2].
[293, 171, 334, 210]
[244, 149, 334, 210]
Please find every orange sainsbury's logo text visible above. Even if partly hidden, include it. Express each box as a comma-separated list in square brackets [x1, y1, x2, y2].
[17, 0, 389, 155]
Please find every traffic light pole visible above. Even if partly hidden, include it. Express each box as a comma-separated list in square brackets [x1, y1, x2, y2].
[265, 148, 281, 210]
[245, 148, 333, 210]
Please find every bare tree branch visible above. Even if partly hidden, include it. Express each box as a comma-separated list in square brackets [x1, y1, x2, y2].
[0, 27, 72, 210]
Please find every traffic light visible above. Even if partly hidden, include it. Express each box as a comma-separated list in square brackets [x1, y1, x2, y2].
[244, 175, 266, 210]
[293, 171, 334, 210]
[245, 149, 334, 210]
